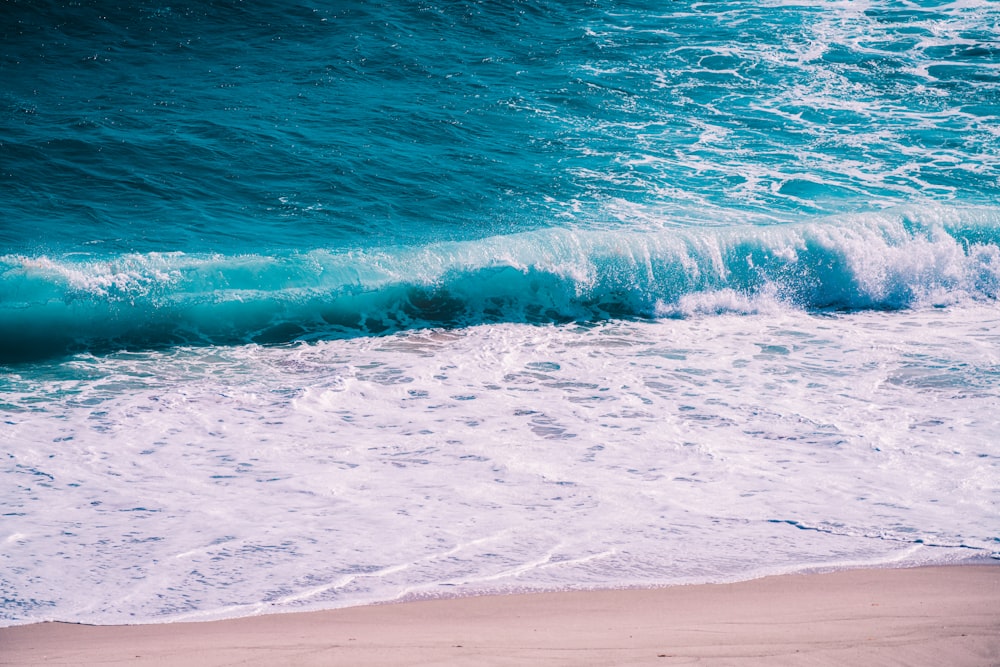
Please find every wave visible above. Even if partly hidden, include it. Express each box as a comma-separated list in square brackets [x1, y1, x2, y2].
[2, 206, 999, 362]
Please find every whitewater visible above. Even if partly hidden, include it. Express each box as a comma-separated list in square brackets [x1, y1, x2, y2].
[2, 0, 999, 625]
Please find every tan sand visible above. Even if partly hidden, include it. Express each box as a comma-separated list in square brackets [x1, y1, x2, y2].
[1, 564, 998, 666]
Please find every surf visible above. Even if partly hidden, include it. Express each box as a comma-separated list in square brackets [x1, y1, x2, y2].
[3, 205, 998, 362]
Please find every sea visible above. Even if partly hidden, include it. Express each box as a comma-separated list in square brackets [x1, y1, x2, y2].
[2, 0, 999, 626]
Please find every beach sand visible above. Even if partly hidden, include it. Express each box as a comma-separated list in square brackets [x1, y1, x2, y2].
[2, 564, 998, 666]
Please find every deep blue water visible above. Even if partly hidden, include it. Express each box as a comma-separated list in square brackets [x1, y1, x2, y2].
[2, 0, 999, 359]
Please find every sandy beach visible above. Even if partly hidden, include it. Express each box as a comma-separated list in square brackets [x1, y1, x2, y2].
[2, 564, 998, 666]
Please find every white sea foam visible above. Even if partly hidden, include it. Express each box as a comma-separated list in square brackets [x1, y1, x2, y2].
[2, 303, 997, 626]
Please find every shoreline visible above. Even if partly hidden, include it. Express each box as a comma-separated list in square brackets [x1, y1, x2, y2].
[2, 564, 998, 666]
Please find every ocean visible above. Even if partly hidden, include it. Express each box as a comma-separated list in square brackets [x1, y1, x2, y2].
[1, 0, 998, 626]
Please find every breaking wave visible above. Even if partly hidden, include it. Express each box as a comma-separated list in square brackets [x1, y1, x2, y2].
[2, 206, 998, 362]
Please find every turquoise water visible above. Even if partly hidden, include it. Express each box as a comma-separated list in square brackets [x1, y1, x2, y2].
[3, 0, 999, 360]
[2, 1, 999, 625]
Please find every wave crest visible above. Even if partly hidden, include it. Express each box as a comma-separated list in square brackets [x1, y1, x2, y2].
[2, 206, 998, 362]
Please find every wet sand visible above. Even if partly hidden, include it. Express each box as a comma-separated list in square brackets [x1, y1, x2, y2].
[2, 564, 998, 666]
